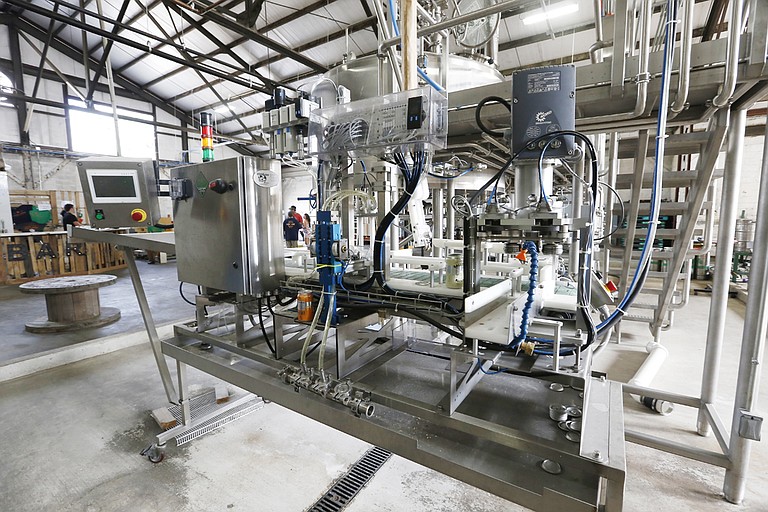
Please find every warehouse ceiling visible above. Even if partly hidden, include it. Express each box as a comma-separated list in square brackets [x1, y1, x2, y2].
[0, 0, 722, 153]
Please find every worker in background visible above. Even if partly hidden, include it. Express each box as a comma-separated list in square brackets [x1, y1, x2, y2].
[289, 205, 302, 224]
[283, 211, 301, 248]
[302, 213, 312, 247]
[61, 204, 82, 228]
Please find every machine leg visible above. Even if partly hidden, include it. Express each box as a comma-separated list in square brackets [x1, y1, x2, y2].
[723, 115, 768, 504]
[121, 246, 178, 404]
[697, 109, 744, 436]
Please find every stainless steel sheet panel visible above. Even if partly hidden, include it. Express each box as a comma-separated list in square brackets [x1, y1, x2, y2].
[172, 157, 284, 295]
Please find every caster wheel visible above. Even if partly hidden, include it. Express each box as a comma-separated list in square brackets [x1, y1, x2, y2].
[147, 451, 165, 464]
[141, 443, 165, 464]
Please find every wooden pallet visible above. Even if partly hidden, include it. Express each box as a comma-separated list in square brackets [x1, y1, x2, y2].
[0, 231, 127, 285]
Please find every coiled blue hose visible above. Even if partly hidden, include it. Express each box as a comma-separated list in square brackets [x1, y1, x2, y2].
[512, 241, 538, 347]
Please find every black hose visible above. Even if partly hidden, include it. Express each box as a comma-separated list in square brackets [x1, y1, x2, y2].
[474, 96, 512, 138]
[256, 298, 276, 355]
[179, 282, 195, 306]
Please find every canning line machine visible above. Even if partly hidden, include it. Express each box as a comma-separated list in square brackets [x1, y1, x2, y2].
[71, 1, 768, 510]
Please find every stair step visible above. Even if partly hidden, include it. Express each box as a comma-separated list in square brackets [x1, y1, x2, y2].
[629, 302, 659, 310]
[623, 312, 655, 323]
[607, 250, 675, 260]
[614, 169, 723, 189]
[617, 131, 711, 159]
[612, 228, 679, 239]
[613, 201, 713, 215]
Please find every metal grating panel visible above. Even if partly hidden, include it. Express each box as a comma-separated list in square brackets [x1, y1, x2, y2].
[174, 396, 264, 446]
[167, 389, 222, 423]
[308, 447, 392, 512]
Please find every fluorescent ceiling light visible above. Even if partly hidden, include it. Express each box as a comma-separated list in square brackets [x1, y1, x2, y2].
[214, 105, 230, 114]
[521, 2, 579, 25]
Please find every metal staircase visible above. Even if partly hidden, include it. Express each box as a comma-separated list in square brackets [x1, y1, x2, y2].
[606, 110, 729, 341]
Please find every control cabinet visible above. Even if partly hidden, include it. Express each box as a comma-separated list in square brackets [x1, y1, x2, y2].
[510, 65, 576, 160]
[77, 157, 161, 228]
[171, 157, 285, 296]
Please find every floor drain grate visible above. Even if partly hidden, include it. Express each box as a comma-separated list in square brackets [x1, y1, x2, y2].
[308, 446, 392, 512]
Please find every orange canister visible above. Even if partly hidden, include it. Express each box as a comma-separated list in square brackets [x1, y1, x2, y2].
[297, 290, 315, 321]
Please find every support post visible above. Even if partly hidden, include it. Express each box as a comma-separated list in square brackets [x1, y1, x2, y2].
[121, 246, 178, 403]
[401, 0, 418, 89]
[697, 109, 744, 436]
[723, 115, 768, 504]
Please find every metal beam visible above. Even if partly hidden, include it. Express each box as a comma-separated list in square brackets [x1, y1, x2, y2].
[117, 0, 322, 75]
[86, 0, 165, 53]
[702, 0, 729, 42]
[171, 16, 375, 102]
[259, 0, 341, 34]
[24, 2, 61, 132]
[158, 4, 277, 91]
[115, 0, 217, 75]
[8, 21, 29, 145]
[86, 0, 131, 100]
[141, 3, 259, 142]
[193, 1, 328, 74]
[13, 16, 257, 155]
[4, 0, 271, 95]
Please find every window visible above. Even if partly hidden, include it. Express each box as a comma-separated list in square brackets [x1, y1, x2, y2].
[67, 98, 156, 158]
[0, 70, 13, 107]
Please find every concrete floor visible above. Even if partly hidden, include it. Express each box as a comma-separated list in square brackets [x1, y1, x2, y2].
[0, 262, 190, 362]
[0, 280, 766, 511]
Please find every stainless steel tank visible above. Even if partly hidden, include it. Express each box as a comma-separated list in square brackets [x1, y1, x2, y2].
[735, 218, 756, 252]
[172, 157, 285, 296]
[324, 53, 504, 101]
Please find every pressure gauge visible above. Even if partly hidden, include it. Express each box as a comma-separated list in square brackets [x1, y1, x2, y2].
[455, 0, 501, 49]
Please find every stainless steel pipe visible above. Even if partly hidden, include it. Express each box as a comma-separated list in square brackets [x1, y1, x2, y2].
[723, 113, 768, 504]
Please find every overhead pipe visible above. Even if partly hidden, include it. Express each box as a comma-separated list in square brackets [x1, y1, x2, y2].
[670, 0, 695, 114]
[379, 0, 519, 54]
[589, 0, 611, 63]
[712, 0, 745, 108]
[579, 0, 653, 126]
[371, 0, 404, 92]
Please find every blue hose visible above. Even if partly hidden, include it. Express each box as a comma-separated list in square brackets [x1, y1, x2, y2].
[597, 0, 677, 332]
[512, 241, 539, 347]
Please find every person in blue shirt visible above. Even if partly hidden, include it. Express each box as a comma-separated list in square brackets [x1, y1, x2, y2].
[283, 212, 301, 248]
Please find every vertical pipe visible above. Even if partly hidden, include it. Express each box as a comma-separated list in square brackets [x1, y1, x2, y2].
[570, 145, 585, 277]
[401, 0, 418, 89]
[671, 0, 694, 113]
[712, 0, 745, 107]
[446, 179, 456, 239]
[433, 187, 444, 255]
[723, 117, 768, 504]
[697, 109, 746, 435]
[602, 133, 619, 275]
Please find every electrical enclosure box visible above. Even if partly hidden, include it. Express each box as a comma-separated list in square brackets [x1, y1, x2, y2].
[171, 157, 285, 296]
[308, 87, 448, 158]
[77, 157, 161, 228]
[510, 65, 576, 160]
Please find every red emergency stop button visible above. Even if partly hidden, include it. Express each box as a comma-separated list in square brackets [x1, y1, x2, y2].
[131, 208, 147, 222]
